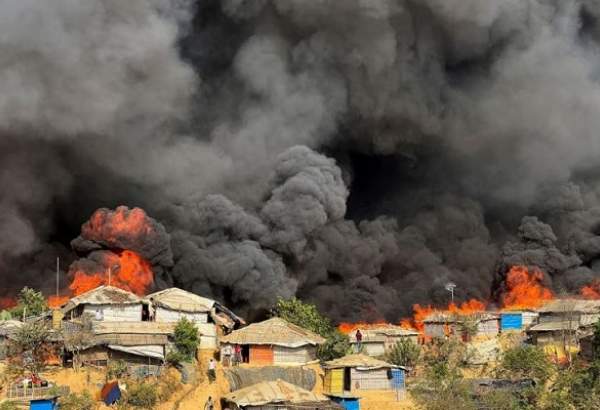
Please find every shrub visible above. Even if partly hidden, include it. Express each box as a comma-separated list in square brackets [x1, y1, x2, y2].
[11, 287, 47, 319]
[497, 345, 553, 383]
[59, 391, 96, 410]
[385, 338, 421, 368]
[107, 360, 128, 380]
[172, 318, 199, 362]
[0, 401, 19, 410]
[126, 382, 158, 409]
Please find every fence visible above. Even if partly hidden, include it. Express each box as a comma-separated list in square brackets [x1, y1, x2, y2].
[7, 385, 70, 400]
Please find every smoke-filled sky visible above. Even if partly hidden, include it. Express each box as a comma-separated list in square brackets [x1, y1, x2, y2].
[4, 0, 600, 321]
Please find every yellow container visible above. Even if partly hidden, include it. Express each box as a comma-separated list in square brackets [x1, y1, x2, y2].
[52, 309, 64, 330]
[324, 369, 344, 394]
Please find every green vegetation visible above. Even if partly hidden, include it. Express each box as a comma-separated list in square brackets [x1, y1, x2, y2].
[0, 401, 19, 410]
[9, 321, 51, 374]
[497, 345, 553, 383]
[272, 297, 350, 361]
[125, 382, 158, 409]
[107, 359, 128, 380]
[11, 287, 47, 319]
[170, 317, 199, 363]
[59, 391, 97, 410]
[385, 338, 421, 368]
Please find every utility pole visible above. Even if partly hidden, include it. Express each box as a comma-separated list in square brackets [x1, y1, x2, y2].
[56, 257, 60, 299]
[445, 282, 456, 304]
[108, 266, 112, 287]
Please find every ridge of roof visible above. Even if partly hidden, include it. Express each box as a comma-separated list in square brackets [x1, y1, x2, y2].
[220, 317, 325, 347]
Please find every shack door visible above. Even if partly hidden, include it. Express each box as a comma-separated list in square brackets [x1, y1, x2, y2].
[344, 368, 352, 391]
[249, 345, 274, 365]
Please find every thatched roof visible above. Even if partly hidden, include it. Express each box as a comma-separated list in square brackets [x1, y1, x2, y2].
[145, 288, 214, 313]
[61, 286, 141, 314]
[223, 379, 339, 408]
[536, 299, 600, 314]
[324, 354, 400, 370]
[220, 317, 325, 348]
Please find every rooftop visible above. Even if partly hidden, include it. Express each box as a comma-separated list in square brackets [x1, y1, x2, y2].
[223, 379, 337, 407]
[324, 354, 400, 370]
[61, 286, 141, 314]
[220, 317, 325, 348]
[144, 287, 215, 313]
[536, 299, 600, 314]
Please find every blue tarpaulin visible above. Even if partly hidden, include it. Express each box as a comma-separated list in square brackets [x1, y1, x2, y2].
[30, 399, 57, 410]
[101, 381, 121, 405]
[501, 313, 523, 330]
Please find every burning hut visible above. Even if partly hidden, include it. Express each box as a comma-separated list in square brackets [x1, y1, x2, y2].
[223, 379, 343, 410]
[527, 299, 600, 359]
[323, 354, 404, 393]
[60, 286, 143, 322]
[144, 287, 244, 350]
[220, 318, 325, 366]
[348, 326, 419, 357]
[423, 312, 499, 340]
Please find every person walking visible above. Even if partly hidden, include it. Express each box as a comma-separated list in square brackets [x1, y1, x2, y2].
[208, 358, 217, 383]
[204, 396, 214, 410]
[223, 344, 232, 367]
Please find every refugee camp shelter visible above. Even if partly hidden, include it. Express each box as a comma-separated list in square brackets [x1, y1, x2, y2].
[423, 312, 499, 340]
[348, 325, 419, 356]
[70, 321, 172, 367]
[536, 299, 600, 326]
[500, 311, 539, 331]
[527, 321, 580, 359]
[0, 320, 23, 359]
[220, 317, 325, 365]
[223, 379, 343, 410]
[60, 286, 142, 322]
[323, 354, 404, 393]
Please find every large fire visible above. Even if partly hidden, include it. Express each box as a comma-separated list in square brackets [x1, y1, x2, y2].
[501, 265, 553, 310]
[0, 297, 16, 310]
[69, 250, 153, 296]
[581, 280, 600, 299]
[82, 207, 153, 245]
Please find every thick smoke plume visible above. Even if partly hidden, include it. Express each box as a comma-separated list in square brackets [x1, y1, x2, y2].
[6, 0, 600, 322]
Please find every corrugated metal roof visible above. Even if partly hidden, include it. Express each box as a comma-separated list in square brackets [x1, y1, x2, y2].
[220, 317, 326, 348]
[324, 354, 400, 370]
[61, 286, 141, 314]
[0, 320, 23, 337]
[536, 299, 600, 314]
[145, 288, 215, 313]
[528, 321, 580, 332]
[223, 379, 331, 406]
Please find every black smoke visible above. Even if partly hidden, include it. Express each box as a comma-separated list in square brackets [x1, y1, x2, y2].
[5, 0, 600, 322]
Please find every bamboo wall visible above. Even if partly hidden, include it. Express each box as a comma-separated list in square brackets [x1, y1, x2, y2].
[273, 345, 317, 364]
[350, 368, 391, 391]
[82, 304, 142, 322]
[154, 307, 208, 325]
[249, 345, 274, 365]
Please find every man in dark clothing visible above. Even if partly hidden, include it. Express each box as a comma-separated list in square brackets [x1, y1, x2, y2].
[355, 329, 363, 352]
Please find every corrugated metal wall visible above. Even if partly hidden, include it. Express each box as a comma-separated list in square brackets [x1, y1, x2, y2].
[501, 313, 523, 330]
[350, 369, 391, 391]
[361, 343, 385, 357]
[477, 319, 499, 335]
[83, 304, 142, 322]
[273, 345, 316, 364]
[250, 345, 274, 365]
[155, 308, 208, 324]
[324, 369, 344, 394]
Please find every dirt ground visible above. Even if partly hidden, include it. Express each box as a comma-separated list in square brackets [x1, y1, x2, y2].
[2, 357, 421, 409]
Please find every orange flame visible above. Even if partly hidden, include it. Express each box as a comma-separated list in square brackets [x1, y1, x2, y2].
[581, 281, 600, 299]
[0, 297, 16, 310]
[501, 266, 553, 310]
[68, 250, 153, 297]
[83, 207, 152, 243]
[338, 321, 388, 334]
[47, 295, 70, 309]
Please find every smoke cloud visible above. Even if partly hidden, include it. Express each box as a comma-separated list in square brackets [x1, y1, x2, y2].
[5, 0, 600, 321]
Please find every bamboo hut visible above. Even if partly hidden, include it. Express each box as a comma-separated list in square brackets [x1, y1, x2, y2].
[220, 318, 325, 365]
[348, 326, 419, 356]
[323, 354, 405, 393]
[60, 286, 142, 322]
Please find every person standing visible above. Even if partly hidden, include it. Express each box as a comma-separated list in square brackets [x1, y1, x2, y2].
[355, 329, 363, 352]
[204, 396, 214, 410]
[208, 358, 217, 383]
[234, 344, 242, 366]
[223, 344, 232, 367]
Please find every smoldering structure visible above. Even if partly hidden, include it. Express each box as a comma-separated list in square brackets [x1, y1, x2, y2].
[4, 0, 600, 321]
